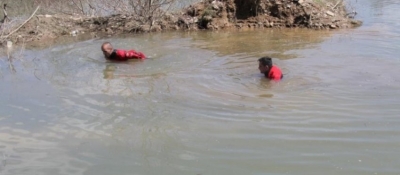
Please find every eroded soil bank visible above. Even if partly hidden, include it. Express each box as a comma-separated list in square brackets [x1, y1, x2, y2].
[1, 0, 361, 46]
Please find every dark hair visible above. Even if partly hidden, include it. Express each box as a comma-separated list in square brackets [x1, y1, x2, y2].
[258, 56, 273, 68]
[101, 42, 111, 50]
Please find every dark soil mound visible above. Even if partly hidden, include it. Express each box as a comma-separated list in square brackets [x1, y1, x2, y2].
[181, 0, 361, 30]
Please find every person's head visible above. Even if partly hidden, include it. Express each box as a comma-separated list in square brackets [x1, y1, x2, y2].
[258, 56, 273, 74]
[101, 42, 114, 58]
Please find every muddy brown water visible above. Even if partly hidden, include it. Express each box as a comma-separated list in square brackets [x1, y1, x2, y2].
[1, 0, 400, 174]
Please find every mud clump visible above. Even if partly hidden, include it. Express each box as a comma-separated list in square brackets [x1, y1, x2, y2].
[182, 0, 361, 30]
[1, 0, 362, 46]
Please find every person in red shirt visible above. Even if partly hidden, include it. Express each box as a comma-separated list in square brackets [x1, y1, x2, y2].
[258, 56, 283, 81]
[101, 42, 146, 61]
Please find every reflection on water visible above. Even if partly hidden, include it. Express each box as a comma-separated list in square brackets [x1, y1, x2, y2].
[103, 65, 116, 79]
[190, 29, 333, 59]
[1, 0, 400, 174]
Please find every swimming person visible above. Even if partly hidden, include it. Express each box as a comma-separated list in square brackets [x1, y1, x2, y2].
[101, 42, 146, 61]
[258, 56, 283, 81]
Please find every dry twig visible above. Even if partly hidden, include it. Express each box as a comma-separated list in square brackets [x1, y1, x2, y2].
[1, 4, 9, 23]
[1, 5, 40, 39]
[332, 0, 344, 10]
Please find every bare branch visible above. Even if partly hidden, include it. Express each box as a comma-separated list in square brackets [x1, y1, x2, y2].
[2, 6, 40, 38]
[1, 3, 9, 23]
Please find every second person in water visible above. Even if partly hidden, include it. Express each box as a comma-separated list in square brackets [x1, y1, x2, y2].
[258, 56, 283, 81]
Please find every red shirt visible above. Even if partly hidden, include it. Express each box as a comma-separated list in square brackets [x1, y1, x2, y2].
[267, 65, 283, 81]
[108, 49, 146, 61]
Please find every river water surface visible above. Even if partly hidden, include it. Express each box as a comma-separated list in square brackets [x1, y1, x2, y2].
[1, 0, 400, 175]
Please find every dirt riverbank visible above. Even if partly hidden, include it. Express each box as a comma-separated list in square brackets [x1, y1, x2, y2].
[1, 0, 361, 47]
